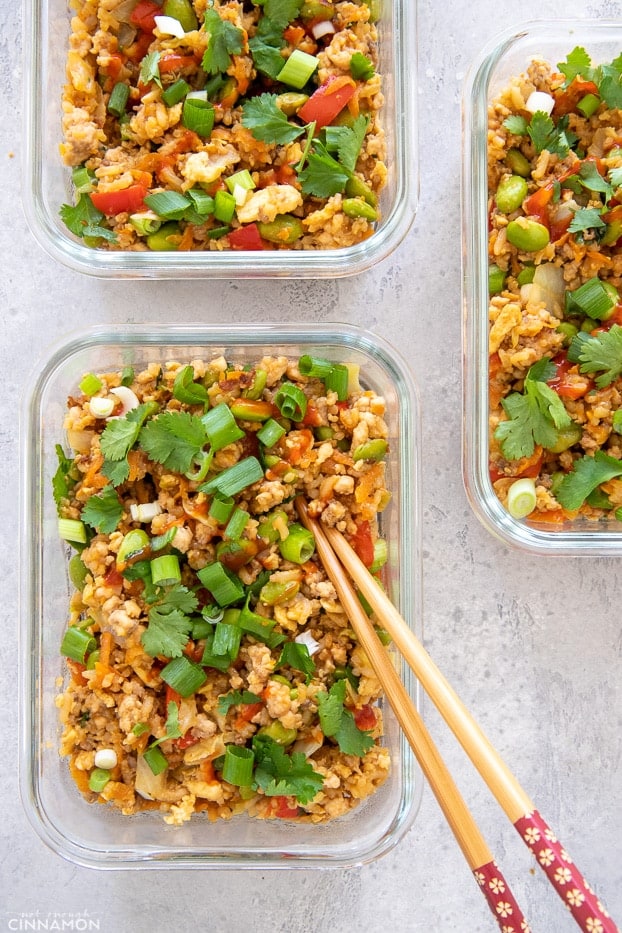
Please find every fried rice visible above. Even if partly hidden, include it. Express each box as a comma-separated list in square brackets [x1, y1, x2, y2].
[54, 352, 393, 823]
[487, 49, 622, 523]
[59, 0, 387, 251]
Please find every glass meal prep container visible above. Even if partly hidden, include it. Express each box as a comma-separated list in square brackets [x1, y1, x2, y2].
[19, 323, 422, 869]
[21, 0, 418, 279]
[462, 20, 622, 555]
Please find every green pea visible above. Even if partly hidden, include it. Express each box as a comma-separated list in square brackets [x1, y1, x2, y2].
[489, 264, 506, 295]
[276, 93, 309, 116]
[345, 175, 377, 208]
[147, 222, 181, 251]
[495, 175, 529, 214]
[257, 215, 305, 245]
[163, 0, 198, 31]
[556, 322, 578, 347]
[516, 264, 535, 286]
[506, 218, 550, 252]
[546, 423, 582, 453]
[342, 198, 378, 222]
[505, 148, 531, 178]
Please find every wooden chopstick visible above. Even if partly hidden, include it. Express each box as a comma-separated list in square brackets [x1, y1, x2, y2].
[296, 498, 619, 933]
[295, 499, 528, 933]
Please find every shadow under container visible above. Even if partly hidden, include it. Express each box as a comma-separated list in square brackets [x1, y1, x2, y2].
[20, 323, 423, 869]
[22, 0, 418, 279]
[462, 20, 622, 555]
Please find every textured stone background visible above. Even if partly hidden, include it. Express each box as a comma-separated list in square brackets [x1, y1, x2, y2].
[2, 1, 621, 930]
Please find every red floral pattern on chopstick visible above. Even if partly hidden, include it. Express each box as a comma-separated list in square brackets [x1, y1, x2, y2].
[475, 861, 531, 932]
[515, 810, 618, 933]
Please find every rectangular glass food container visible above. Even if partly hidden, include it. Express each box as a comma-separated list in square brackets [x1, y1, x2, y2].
[21, 0, 418, 279]
[462, 20, 622, 555]
[19, 323, 422, 869]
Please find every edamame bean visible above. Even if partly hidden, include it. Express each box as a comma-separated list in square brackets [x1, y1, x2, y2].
[495, 174, 529, 214]
[147, 222, 181, 251]
[505, 148, 531, 177]
[257, 215, 305, 244]
[546, 423, 582, 453]
[489, 264, 506, 295]
[276, 93, 309, 116]
[342, 198, 378, 222]
[556, 322, 578, 347]
[516, 264, 535, 285]
[345, 175, 377, 207]
[506, 218, 550, 252]
[163, 0, 198, 31]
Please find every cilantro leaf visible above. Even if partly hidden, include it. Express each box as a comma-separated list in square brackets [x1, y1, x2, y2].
[527, 111, 574, 158]
[599, 70, 622, 109]
[248, 17, 286, 80]
[83, 224, 118, 243]
[503, 114, 528, 136]
[609, 166, 622, 189]
[349, 51, 375, 82]
[572, 161, 613, 201]
[100, 402, 155, 461]
[568, 207, 606, 236]
[252, 735, 323, 804]
[557, 46, 593, 87]
[316, 680, 374, 757]
[217, 689, 262, 717]
[241, 93, 306, 144]
[325, 115, 369, 173]
[333, 708, 374, 756]
[138, 410, 207, 473]
[556, 450, 622, 510]
[263, 0, 303, 29]
[60, 194, 104, 238]
[81, 485, 124, 534]
[158, 584, 199, 616]
[298, 144, 350, 197]
[572, 323, 622, 387]
[276, 641, 315, 681]
[149, 701, 183, 747]
[53, 445, 76, 512]
[173, 365, 209, 405]
[202, 9, 244, 75]
[141, 604, 193, 658]
[494, 360, 572, 460]
[101, 457, 130, 487]
[139, 51, 162, 88]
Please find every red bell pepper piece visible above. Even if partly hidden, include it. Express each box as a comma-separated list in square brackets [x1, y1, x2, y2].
[159, 53, 198, 74]
[350, 520, 374, 568]
[90, 184, 149, 216]
[353, 704, 377, 732]
[297, 77, 357, 130]
[273, 796, 300, 819]
[130, 0, 161, 33]
[227, 223, 265, 250]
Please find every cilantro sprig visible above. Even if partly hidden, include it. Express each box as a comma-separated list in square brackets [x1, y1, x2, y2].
[202, 8, 244, 75]
[249, 0, 304, 80]
[141, 584, 199, 658]
[217, 689, 262, 717]
[252, 734, 323, 804]
[568, 324, 622, 387]
[81, 485, 124, 534]
[556, 450, 622, 510]
[316, 679, 375, 757]
[503, 112, 576, 158]
[557, 47, 622, 109]
[53, 445, 77, 513]
[138, 410, 208, 473]
[494, 358, 572, 461]
[59, 195, 115, 243]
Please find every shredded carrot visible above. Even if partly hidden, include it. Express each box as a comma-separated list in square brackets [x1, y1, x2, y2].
[230, 55, 250, 96]
[347, 88, 361, 117]
[82, 452, 107, 489]
[283, 25, 305, 46]
[99, 630, 114, 668]
[69, 757, 91, 794]
[325, 75, 356, 95]
[178, 223, 195, 251]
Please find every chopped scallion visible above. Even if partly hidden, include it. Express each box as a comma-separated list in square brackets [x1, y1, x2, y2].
[197, 561, 245, 606]
[72, 165, 96, 194]
[209, 493, 235, 523]
[88, 768, 111, 792]
[222, 744, 254, 786]
[224, 506, 249, 541]
[61, 626, 96, 664]
[324, 363, 349, 401]
[187, 187, 215, 215]
[369, 538, 388, 573]
[79, 372, 103, 396]
[274, 382, 308, 421]
[225, 169, 256, 195]
[200, 456, 264, 497]
[257, 418, 286, 447]
[160, 655, 207, 697]
[212, 617, 242, 658]
[201, 402, 245, 450]
[213, 190, 236, 223]
[352, 438, 388, 462]
[162, 78, 190, 107]
[144, 191, 192, 221]
[276, 49, 319, 90]
[108, 81, 130, 117]
[507, 477, 537, 519]
[182, 97, 215, 137]
[150, 554, 181, 586]
[142, 746, 168, 776]
[58, 518, 88, 545]
[278, 524, 315, 564]
[298, 355, 334, 379]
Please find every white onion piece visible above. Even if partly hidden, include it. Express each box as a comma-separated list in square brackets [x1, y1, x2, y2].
[109, 385, 140, 416]
[89, 396, 115, 418]
[130, 502, 163, 522]
[232, 183, 250, 207]
[135, 754, 167, 800]
[294, 631, 321, 656]
[292, 727, 323, 758]
[531, 262, 566, 315]
[525, 91, 555, 115]
[154, 15, 185, 38]
[94, 748, 118, 770]
[311, 20, 336, 40]
[67, 429, 95, 453]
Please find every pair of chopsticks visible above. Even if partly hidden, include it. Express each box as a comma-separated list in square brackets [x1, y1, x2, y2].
[295, 498, 618, 933]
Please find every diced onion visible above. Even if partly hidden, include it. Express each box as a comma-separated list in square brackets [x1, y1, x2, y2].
[294, 630, 321, 656]
[311, 20, 336, 40]
[134, 754, 168, 800]
[67, 429, 95, 453]
[130, 502, 163, 522]
[89, 396, 115, 418]
[154, 15, 185, 37]
[531, 262, 566, 315]
[94, 748, 118, 770]
[109, 385, 140, 416]
[232, 183, 249, 207]
[525, 91, 555, 115]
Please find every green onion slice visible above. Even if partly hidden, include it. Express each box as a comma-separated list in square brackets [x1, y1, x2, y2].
[197, 561, 245, 606]
[201, 402, 245, 450]
[88, 768, 112, 792]
[58, 518, 88, 545]
[222, 745, 254, 786]
[507, 478, 537, 519]
[160, 655, 207, 697]
[200, 456, 264, 497]
[209, 493, 235, 523]
[108, 81, 130, 117]
[162, 78, 190, 107]
[150, 554, 181, 586]
[182, 97, 215, 137]
[324, 363, 349, 401]
[224, 506, 249, 541]
[257, 418, 286, 447]
[79, 372, 103, 396]
[142, 746, 168, 776]
[276, 49, 319, 89]
[278, 524, 316, 564]
[274, 382, 308, 421]
[144, 191, 192, 221]
[298, 355, 334, 379]
[61, 626, 96, 664]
